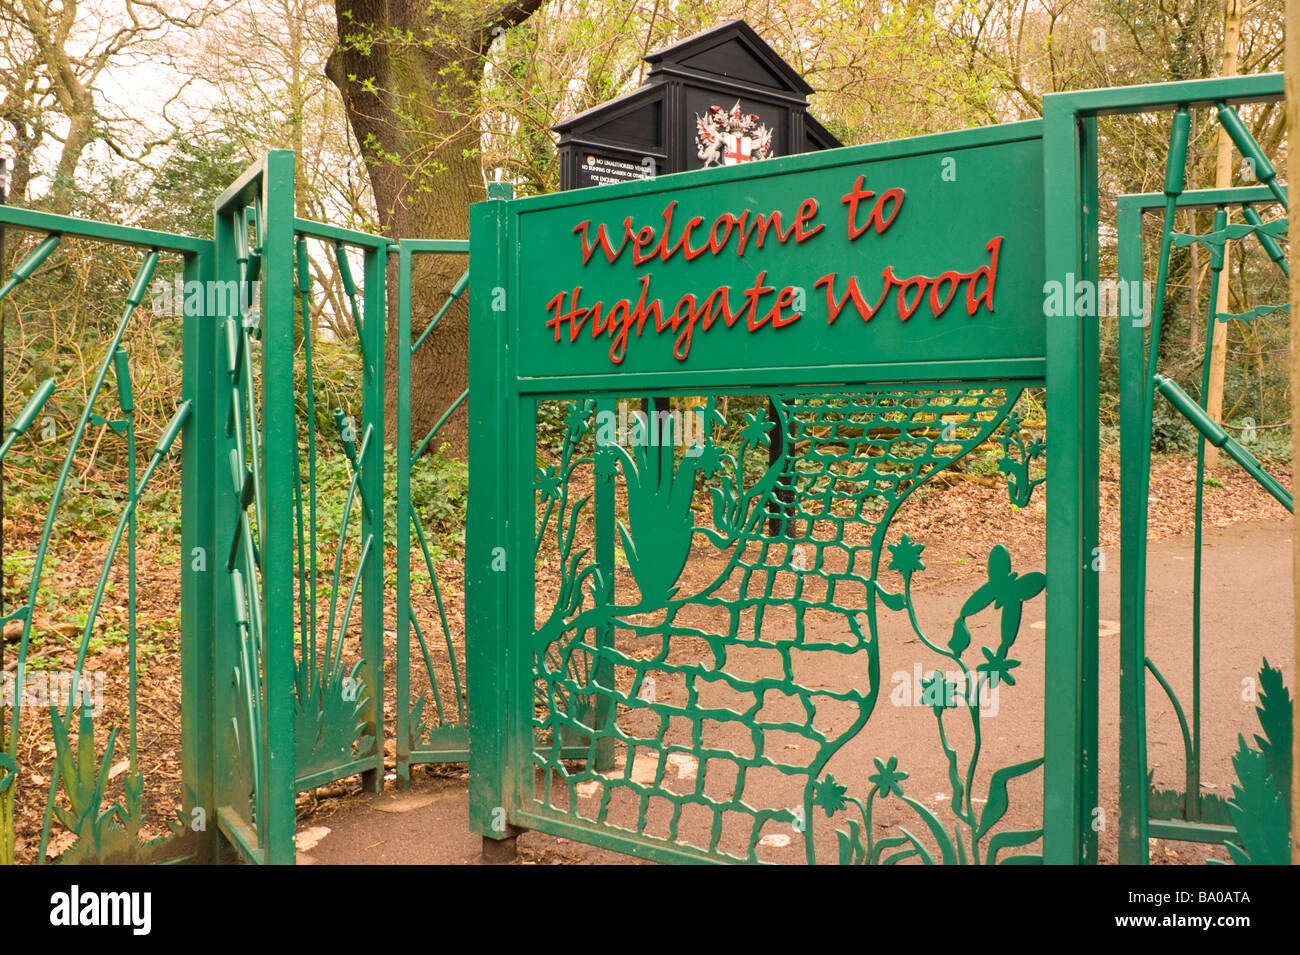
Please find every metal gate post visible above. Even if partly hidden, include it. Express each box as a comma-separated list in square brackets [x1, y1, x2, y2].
[211, 151, 299, 864]
[467, 183, 522, 855]
[359, 237, 386, 795]
[180, 240, 220, 862]
[257, 151, 299, 863]
[1117, 194, 1150, 864]
[1042, 98, 1101, 865]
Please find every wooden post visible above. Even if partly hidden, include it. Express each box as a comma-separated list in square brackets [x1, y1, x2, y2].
[1204, 0, 1244, 467]
[1287, 0, 1300, 866]
[0, 157, 6, 677]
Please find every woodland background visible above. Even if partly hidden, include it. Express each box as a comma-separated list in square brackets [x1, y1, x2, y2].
[0, 0, 1289, 473]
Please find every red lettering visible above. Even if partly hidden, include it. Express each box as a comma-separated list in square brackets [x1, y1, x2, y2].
[698, 286, 743, 329]
[965, 236, 1002, 313]
[737, 212, 795, 254]
[545, 288, 591, 341]
[631, 224, 658, 266]
[681, 216, 710, 261]
[869, 188, 904, 234]
[652, 201, 678, 260]
[929, 271, 961, 316]
[573, 219, 631, 265]
[670, 293, 698, 360]
[608, 275, 659, 363]
[813, 272, 891, 324]
[767, 286, 801, 327]
[793, 199, 823, 242]
[841, 175, 876, 240]
[896, 274, 928, 320]
[743, 271, 776, 329]
[708, 214, 738, 255]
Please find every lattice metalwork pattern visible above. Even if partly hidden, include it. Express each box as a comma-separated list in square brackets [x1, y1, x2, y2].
[529, 386, 1046, 864]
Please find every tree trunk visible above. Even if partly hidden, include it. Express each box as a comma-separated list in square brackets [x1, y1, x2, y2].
[1204, 0, 1244, 466]
[327, 0, 515, 457]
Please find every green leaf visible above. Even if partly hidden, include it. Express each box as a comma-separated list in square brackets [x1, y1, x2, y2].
[895, 825, 938, 865]
[976, 756, 1045, 839]
[1254, 659, 1292, 804]
[835, 819, 862, 865]
[998, 852, 1043, 864]
[938, 728, 964, 818]
[900, 795, 957, 864]
[867, 834, 911, 865]
[949, 617, 971, 655]
[987, 827, 1043, 864]
[881, 846, 922, 865]
[1225, 735, 1289, 864]
[0, 753, 17, 793]
[875, 582, 906, 612]
[836, 828, 853, 865]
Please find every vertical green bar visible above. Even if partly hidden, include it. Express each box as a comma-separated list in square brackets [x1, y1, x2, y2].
[1041, 97, 1096, 864]
[211, 193, 242, 860]
[260, 150, 298, 864]
[1117, 196, 1150, 864]
[180, 242, 219, 862]
[359, 242, 386, 794]
[468, 186, 517, 839]
[592, 398, 616, 771]
[1079, 116, 1101, 866]
[395, 243, 413, 788]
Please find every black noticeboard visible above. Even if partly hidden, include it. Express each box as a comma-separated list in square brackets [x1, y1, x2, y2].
[574, 149, 658, 189]
[553, 18, 841, 191]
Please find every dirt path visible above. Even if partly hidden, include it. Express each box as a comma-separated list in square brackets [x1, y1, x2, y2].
[301, 517, 1293, 865]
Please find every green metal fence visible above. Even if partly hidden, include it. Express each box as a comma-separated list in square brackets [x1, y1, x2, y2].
[1046, 72, 1291, 866]
[1117, 176, 1290, 861]
[207, 151, 394, 864]
[0, 205, 212, 864]
[0, 150, 404, 864]
[394, 238, 471, 781]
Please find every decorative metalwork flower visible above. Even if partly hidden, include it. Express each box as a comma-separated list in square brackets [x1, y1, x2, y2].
[694, 442, 724, 477]
[593, 447, 619, 482]
[888, 534, 926, 577]
[535, 465, 561, 501]
[869, 756, 908, 800]
[812, 774, 849, 816]
[920, 669, 956, 712]
[738, 411, 774, 450]
[977, 645, 1021, 688]
[564, 403, 590, 439]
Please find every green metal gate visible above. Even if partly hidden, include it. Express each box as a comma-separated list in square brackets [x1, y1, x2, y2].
[0, 151, 398, 864]
[209, 152, 390, 863]
[465, 119, 1101, 863]
[1107, 73, 1291, 863]
[0, 205, 210, 864]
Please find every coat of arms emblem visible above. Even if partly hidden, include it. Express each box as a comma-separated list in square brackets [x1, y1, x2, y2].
[695, 102, 773, 167]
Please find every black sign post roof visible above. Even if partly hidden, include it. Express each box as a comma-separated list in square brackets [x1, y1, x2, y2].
[554, 19, 841, 190]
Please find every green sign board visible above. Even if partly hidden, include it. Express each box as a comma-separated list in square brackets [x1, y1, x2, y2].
[506, 121, 1045, 380]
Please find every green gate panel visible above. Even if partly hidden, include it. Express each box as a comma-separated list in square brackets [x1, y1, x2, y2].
[467, 118, 1090, 864]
